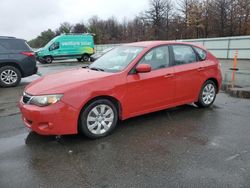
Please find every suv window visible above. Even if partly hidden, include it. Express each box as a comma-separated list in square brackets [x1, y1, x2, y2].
[0, 44, 7, 52]
[172, 45, 197, 65]
[49, 42, 60, 51]
[194, 47, 207, 61]
[0, 39, 30, 51]
[138, 46, 170, 70]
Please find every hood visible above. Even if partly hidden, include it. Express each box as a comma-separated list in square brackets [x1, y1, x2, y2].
[25, 68, 113, 95]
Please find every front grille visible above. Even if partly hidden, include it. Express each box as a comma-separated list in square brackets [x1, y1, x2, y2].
[23, 93, 32, 104]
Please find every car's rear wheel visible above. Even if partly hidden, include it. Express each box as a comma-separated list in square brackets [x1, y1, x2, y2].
[0, 66, 21, 87]
[79, 99, 118, 139]
[44, 56, 53, 64]
[195, 80, 217, 108]
[82, 54, 89, 62]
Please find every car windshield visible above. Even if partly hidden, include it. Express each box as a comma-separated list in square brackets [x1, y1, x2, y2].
[89, 46, 144, 73]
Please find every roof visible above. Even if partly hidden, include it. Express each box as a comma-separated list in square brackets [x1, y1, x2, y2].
[124, 40, 206, 50]
[0, 36, 16, 39]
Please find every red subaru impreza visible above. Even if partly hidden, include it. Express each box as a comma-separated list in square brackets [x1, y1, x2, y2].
[19, 41, 222, 138]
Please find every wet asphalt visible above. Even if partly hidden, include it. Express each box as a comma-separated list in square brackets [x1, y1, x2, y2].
[0, 61, 250, 188]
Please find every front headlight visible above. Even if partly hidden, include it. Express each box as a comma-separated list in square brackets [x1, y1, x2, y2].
[29, 94, 63, 107]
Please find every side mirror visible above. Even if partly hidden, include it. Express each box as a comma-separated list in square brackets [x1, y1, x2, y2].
[136, 64, 151, 73]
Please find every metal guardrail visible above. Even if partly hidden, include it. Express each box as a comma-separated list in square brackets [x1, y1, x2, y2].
[95, 35, 250, 59]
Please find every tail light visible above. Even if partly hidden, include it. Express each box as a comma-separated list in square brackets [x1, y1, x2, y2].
[21, 52, 35, 57]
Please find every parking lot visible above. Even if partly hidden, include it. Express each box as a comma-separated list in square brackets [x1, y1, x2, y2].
[1, 60, 250, 187]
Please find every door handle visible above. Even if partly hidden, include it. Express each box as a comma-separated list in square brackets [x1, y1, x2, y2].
[197, 67, 204, 71]
[164, 73, 174, 78]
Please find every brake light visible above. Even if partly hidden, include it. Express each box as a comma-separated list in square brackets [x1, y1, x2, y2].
[21, 52, 35, 57]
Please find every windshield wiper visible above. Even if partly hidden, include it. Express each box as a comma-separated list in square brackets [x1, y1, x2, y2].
[89, 67, 104, 72]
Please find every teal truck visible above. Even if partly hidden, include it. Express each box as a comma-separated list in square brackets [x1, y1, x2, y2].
[36, 33, 95, 64]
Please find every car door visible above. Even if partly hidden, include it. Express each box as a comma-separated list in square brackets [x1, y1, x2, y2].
[124, 45, 175, 117]
[49, 42, 60, 57]
[170, 44, 204, 103]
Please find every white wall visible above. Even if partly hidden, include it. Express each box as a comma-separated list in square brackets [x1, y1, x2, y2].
[96, 35, 250, 59]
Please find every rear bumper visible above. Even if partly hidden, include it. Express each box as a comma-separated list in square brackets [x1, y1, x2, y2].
[22, 66, 38, 77]
[19, 99, 79, 135]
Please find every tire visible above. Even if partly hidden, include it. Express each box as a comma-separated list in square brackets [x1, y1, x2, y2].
[77, 58, 82, 62]
[79, 99, 118, 139]
[44, 56, 53, 64]
[0, 66, 21, 87]
[82, 54, 89, 62]
[195, 80, 217, 108]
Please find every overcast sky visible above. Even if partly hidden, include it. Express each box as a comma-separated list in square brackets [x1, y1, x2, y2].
[0, 0, 149, 40]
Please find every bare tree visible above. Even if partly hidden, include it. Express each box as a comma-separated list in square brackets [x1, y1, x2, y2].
[143, 0, 173, 39]
[72, 23, 87, 33]
[29, 0, 250, 47]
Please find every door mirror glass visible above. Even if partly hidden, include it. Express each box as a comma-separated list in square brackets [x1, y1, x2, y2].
[136, 64, 151, 73]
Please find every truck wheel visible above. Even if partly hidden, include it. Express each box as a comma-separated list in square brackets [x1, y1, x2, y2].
[44, 56, 53, 64]
[0, 66, 21, 87]
[82, 54, 89, 62]
[77, 58, 82, 62]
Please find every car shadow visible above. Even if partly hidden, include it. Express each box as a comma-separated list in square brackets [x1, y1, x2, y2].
[24, 103, 214, 146]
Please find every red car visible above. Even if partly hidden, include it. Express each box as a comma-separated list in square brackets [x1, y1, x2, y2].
[19, 41, 222, 138]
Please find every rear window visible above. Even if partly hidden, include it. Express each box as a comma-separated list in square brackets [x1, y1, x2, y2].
[194, 47, 207, 60]
[172, 45, 197, 65]
[0, 39, 30, 51]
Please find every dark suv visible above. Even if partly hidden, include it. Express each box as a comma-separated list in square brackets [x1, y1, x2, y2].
[0, 36, 37, 87]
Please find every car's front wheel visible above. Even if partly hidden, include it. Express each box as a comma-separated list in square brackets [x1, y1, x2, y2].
[44, 56, 53, 64]
[195, 80, 217, 108]
[0, 66, 21, 87]
[79, 99, 118, 139]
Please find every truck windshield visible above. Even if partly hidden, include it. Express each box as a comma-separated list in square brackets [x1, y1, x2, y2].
[89, 46, 144, 73]
[44, 39, 56, 48]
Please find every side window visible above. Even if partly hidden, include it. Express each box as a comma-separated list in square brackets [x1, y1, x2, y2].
[194, 47, 207, 61]
[49, 42, 59, 51]
[0, 43, 7, 52]
[138, 46, 170, 70]
[172, 45, 197, 65]
[0, 39, 29, 51]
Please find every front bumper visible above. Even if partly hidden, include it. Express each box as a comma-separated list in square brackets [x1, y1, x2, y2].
[19, 99, 79, 135]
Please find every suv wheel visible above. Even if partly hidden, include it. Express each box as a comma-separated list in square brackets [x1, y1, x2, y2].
[44, 56, 53, 64]
[79, 99, 118, 139]
[0, 66, 21, 87]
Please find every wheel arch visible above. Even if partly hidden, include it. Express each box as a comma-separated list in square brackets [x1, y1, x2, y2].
[77, 95, 122, 131]
[206, 78, 219, 93]
[0, 62, 24, 77]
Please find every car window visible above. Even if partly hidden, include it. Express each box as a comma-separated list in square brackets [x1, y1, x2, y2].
[49, 42, 60, 51]
[0, 43, 7, 52]
[194, 47, 207, 61]
[172, 45, 197, 65]
[138, 46, 170, 70]
[0, 39, 30, 51]
[89, 46, 144, 73]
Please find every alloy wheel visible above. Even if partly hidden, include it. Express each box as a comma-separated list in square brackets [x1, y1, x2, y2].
[86, 104, 114, 135]
[0, 69, 18, 85]
[202, 83, 216, 105]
